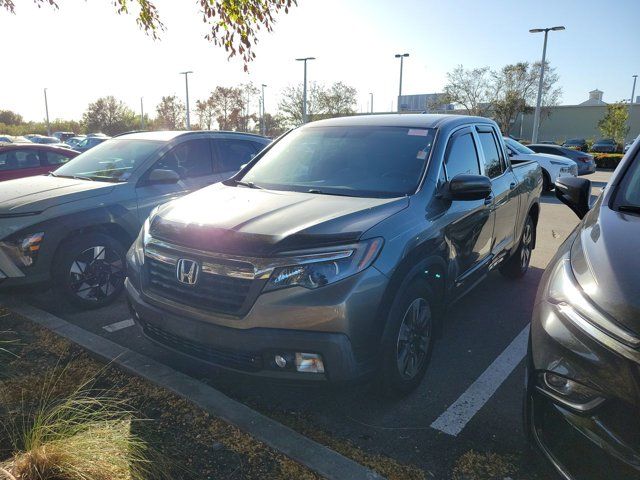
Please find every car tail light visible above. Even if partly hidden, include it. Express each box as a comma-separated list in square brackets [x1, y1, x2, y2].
[577, 157, 589, 163]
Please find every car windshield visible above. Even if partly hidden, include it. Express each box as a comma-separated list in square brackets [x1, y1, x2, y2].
[598, 139, 615, 144]
[615, 154, 640, 212]
[54, 139, 162, 182]
[240, 125, 436, 197]
[565, 139, 583, 144]
[504, 137, 535, 155]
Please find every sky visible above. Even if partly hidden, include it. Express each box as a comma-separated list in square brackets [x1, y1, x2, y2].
[1, 0, 639, 122]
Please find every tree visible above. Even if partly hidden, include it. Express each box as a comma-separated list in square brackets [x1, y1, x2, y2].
[260, 113, 287, 138]
[209, 86, 245, 131]
[443, 66, 494, 116]
[0, 110, 23, 125]
[82, 96, 138, 135]
[155, 95, 185, 130]
[195, 97, 216, 130]
[238, 83, 260, 132]
[1, 0, 297, 70]
[598, 102, 629, 145]
[317, 82, 357, 116]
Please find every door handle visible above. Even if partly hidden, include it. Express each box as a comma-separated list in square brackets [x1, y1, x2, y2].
[509, 182, 516, 190]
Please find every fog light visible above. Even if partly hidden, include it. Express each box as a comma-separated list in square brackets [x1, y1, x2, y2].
[274, 355, 287, 369]
[295, 353, 325, 373]
[537, 372, 605, 411]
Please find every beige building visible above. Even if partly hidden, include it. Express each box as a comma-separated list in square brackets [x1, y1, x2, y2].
[511, 90, 640, 143]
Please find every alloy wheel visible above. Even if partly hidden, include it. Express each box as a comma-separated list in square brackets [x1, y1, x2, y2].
[396, 298, 432, 380]
[69, 245, 125, 302]
[521, 222, 533, 270]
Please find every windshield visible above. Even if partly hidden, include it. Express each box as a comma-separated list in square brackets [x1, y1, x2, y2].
[504, 137, 534, 155]
[615, 153, 640, 211]
[54, 139, 162, 182]
[565, 139, 583, 144]
[240, 126, 435, 197]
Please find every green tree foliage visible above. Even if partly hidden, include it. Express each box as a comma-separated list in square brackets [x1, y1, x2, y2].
[0, 110, 23, 125]
[598, 102, 629, 145]
[317, 82, 358, 116]
[443, 66, 494, 116]
[155, 95, 185, 130]
[209, 86, 245, 131]
[1, 0, 297, 70]
[259, 112, 287, 138]
[82, 96, 138, 135]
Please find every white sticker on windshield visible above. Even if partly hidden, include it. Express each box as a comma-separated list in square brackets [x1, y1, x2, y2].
[416, 150, 428, 160]
[408, 129, 429, 136]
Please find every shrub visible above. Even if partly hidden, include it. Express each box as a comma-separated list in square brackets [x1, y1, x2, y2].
[593, 153, 625, 169]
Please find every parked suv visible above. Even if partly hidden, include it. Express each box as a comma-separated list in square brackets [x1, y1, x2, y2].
[126, 115, 542, 393]
[0, 130, 270, 307]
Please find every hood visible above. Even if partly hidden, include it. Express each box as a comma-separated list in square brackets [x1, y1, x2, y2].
[571, 199, 640, 334]
[150, 184, 409, 255]
[0, 176, 116, 215]
[533, 153, 574, 165]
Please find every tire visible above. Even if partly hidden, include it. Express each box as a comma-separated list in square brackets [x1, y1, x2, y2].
[53, 233, 127, 309]
[379, 279, 435, 396]
[542, 170, 553, 192]
[500, 215, 534, 280]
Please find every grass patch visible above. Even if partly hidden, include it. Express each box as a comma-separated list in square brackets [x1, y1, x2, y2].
[0, 308, 318, 479]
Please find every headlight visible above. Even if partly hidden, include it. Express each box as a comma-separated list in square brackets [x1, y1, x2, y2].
[0, 232, 45, 267]
[128, 218, 152, 267]
[547, 254, 640, 349]
[264, 238, 383, 292]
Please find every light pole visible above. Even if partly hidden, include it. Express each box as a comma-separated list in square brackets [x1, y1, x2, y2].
[530, 26, 564, 143]
[179, 71, 193, 130]
[140, 97, 145, 130]
[261, 84, 267, 136]
[395, 53, 409, 112]
[369, 92, 374, 113]
[43, 88, 50, 136]
[296, 57, 315, 123]
[631, 75, 638, 105]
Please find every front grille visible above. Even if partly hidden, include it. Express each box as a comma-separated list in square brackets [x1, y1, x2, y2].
[142, 320, 262, 371]
[145, 257, 253, 315]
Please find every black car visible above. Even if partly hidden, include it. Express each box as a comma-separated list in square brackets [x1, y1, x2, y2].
[591, 138, 620, 153]
[562, 138, 588, 152]
[525, 141, 640, 479]
[528, 144, 596, 176]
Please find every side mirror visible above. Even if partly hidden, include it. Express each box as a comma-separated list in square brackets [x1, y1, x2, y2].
[441, 174, 492, 201]
[555, 177, 591, 219]
[148, 168, 180, 185]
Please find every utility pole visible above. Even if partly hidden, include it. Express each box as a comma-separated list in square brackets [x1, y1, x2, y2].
[631, 75, 638, 105]
[296, 57, 316, 123]
[179, 71, 193, 130]
[370, 92, 374, 113]
[261, 84, 267, 136]
[395, 53, 409, 112]
[140, 97, 145, 130]
[530, 26, 565, 143]
[43, 88, 50, 136]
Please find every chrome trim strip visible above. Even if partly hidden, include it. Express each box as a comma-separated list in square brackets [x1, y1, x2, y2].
[144, 237, 354, 280]
[535, 385, 605, 413]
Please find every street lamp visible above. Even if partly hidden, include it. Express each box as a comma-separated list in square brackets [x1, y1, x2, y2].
[395, 53, 409, 112]
[261, 84, 267, 136]
[530, 26, 565, 143]
[369, 92, 374, 114]
[179, 71, 193, 130]
[296, 57, 315, 123]
[631, 75, 638, 105]
[43, 88, 50, 136]
[140, 97, 145, 130]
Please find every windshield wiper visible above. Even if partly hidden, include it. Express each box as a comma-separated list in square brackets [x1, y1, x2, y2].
[307, 188, 355, 197]
[49, 173, 93, 181]
[618, 204, 640, 213]
[233, 180, 263, 190]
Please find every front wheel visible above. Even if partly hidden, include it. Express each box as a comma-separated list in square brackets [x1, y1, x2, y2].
[53, 233, 127, 309]
[379, 279, 435, 396]
[500, 215, 534, 280]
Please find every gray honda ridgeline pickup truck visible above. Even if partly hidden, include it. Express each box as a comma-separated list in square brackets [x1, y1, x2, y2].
[126, 114, 542, 394]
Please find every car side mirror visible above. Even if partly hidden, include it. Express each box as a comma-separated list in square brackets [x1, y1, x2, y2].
[555, 176, 591, 219]
[441, 174, 492, 201]
[148, 168, 180, 185]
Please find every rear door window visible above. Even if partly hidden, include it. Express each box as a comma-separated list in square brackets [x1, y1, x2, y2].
[155, 139, 213, 179]
[444, 131, 480, 178]
[477, 130, 504, 178]
[46, 151, 74, 166]
[0, 149, 42, 170]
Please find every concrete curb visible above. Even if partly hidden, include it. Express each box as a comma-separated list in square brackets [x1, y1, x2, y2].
[6, 300, 384, 480]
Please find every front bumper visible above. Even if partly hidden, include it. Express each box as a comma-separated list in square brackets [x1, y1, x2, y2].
[126, 262, 389, 382]
[527, 300, 640, 479]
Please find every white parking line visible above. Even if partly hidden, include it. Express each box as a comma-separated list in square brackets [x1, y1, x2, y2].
[102, 318, 135, 333]
[430, 324, 530, 437]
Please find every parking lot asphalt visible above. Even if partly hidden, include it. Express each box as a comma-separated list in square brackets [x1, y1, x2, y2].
[6, 170, 612, 479]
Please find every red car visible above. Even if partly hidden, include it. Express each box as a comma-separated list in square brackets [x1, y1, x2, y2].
[0, 143, 79, 182]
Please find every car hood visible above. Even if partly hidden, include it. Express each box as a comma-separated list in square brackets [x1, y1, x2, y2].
[512, 153, 573, 165]
[571, 199, 640, 334]
[0, 176, 116, 215]
[150, 183, 409, 255]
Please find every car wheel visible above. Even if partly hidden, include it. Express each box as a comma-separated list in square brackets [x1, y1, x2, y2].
[53, 233, 127, 309]
[541, 170, 553, 192]
[379, 279, 435, 396]
[500, 215, 534, 280]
